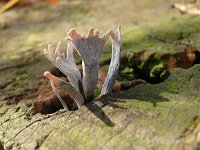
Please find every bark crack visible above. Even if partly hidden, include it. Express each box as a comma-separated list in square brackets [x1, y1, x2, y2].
[0, 108, 8, 117]
[6, 112, 65, 144]
[35, 131, 53, 149]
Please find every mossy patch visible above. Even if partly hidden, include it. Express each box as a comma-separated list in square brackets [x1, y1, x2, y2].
[108, 64, 200, 148]
[119, 14, 200, 83]
[2, 65, 200, 149]
[122, 14, 200, 53]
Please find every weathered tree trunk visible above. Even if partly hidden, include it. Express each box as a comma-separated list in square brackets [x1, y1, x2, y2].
[1, 65, 200, 150]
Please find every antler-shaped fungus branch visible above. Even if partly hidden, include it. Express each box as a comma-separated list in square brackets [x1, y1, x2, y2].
[67, 27, 110, 101]
[43, 26, 122, 110]
[44, 71, 85, 108]
[44, 41, 82, 92]
[100, 26, 122, 96]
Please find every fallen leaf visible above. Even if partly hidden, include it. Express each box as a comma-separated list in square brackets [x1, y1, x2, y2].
[46, 0, 58, 4]
[173, 2, 200, 15]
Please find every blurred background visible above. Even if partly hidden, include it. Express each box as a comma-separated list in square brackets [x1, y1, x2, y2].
[1, 0, 200, 101]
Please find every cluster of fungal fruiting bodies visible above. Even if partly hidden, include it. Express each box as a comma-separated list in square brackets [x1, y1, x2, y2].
[43, 26, 122, 110]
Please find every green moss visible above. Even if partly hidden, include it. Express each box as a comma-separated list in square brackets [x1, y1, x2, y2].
[94, 88, 100, 98]
[119, 14, 200, 82]
[123, 14, 200, 54]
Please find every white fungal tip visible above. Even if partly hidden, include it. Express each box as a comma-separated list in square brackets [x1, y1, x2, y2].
[87, 27, 94, 38]
[94, 29, 99, 37]
[56, 57, 61, 64]
[44, 48, 47, 52]
[67, 28, 76, 36]
[48, 44, 52, 48]
[44, 71, 60, 85]
[44, 71, 51, 78]
[55, 41, 61, 55]
[65, 37, 71, 41]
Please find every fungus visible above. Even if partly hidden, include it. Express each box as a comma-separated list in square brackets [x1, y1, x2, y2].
[43, 26, 122, 110]
[100, 27, 121, 96]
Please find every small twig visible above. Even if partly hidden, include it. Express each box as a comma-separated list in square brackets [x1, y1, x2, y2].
[0, 0, 21, 14]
